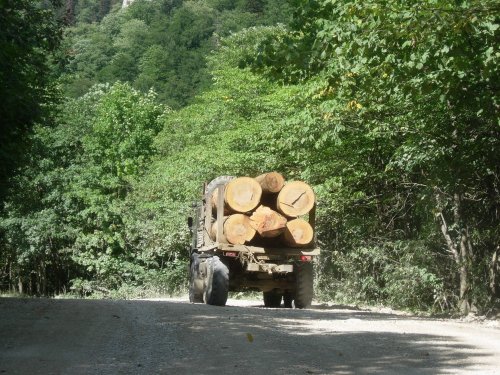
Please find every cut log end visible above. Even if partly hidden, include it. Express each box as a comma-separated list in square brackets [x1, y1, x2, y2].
[284, 219, 314, 247]
[211, 214, 256, 245]
[255, 172, 285, 194]
[249, 205, 287, 238]
[277, 181, 315, 217]
[225, 214, 256, 244]
[225, 177, 262, 213]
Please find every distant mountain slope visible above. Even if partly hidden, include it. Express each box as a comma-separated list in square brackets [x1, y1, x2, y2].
[55, 0, 293, 108]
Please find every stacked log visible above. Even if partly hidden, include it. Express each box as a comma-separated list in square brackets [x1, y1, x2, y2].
[211, 177, 261, 213]
[208, 172, 316, 248]
[276, 181, 315, 218]
[211, 214, 256, 245]
[283, 219, 314, 247]
[249, 205, 287, 238]
[255, 172, 285, 194]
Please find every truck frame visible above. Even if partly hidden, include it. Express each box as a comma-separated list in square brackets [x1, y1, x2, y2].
[187, 176, 320, 308]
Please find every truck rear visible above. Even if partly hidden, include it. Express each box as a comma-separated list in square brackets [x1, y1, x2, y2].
[187, 174, 320, 308]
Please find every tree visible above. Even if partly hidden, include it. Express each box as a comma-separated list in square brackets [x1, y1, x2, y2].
[254, 0, 499, 312]
[0, 0, 62, 205]
[55, 0, 294, 106]
[65, 83, 166, 293]
[1, 83, 168, 295]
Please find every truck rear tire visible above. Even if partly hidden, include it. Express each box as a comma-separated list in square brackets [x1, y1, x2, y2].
[189, 253, 204, 303]
[294, 262, 313, 309]
[204, 256, 229, 306]
[263, 290, 282, 307]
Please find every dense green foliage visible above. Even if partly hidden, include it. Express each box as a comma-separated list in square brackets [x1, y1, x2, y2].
[1, 0, 498, 313]
[1, 83, 168, 295]
[1, 0, 293, 297]
[0, 0, 62, 203]
[254, 0, 499, 312]
[55, 0, 293, 107]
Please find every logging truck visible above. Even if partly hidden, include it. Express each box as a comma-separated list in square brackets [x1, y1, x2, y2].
[187, 173, 320, 308]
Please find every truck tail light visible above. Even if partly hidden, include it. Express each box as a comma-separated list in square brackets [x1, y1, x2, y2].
[300, 255, 312, 262]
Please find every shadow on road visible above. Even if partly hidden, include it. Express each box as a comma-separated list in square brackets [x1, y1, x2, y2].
[177, 302, 492, 374]
[0, 298, 495, 375]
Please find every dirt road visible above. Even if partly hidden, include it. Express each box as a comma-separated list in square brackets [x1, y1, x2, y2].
[0, 297, 499, 374]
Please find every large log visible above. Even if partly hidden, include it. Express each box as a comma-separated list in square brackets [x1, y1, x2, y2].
[211, 214, 256, 245]
[255, 172, 285, 194]
[224, 177, 262, 213]
[277, 181, 315, 217]
[283, 218, 314, 247]
[249, 205, 287, 238]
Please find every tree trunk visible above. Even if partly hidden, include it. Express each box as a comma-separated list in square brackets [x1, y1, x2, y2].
[283, 219, 314, 247]
[437, 191, 472, 314]
[64, 0, 75, 25]
[9, 262, 13, 293]
[39, 260, 47, 296]
[458, 227, 470, 314]
[249, 205, 287, 238]
[490, 246, 499, 299]
[99, 0, 111, 20]
[224, 177, 262, 213]
[277, 181, 315, 218]
[455, 193, 471, 314]
[255, 172, 285, 194]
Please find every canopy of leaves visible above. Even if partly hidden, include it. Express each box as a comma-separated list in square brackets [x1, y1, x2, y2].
[251, 0, 499, 310]
[1, 83, 168, 295]
[55, 0, 293, 107]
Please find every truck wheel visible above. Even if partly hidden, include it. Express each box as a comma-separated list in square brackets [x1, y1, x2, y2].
[294, 262, 313, 309]
[263, 290, 282, 308]
[204, 256, 229, 306]
[189, 254, 203, 303]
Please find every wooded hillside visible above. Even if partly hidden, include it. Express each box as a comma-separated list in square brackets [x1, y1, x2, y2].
[0, 0, 498, 314]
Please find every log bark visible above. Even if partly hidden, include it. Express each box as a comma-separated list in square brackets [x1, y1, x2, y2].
[224, 177, 262, 213]
[283, 219, 314, 247]
[255, 172, 285, 194]
[249, 205, 287, 238]
[211, 214, 256, 245]
[277, 181, 315, 217]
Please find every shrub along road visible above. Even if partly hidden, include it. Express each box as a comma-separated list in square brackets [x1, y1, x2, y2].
[0, 298, 499, 374]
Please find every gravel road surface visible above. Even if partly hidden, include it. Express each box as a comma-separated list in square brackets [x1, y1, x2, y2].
[1, 297, 499, 374]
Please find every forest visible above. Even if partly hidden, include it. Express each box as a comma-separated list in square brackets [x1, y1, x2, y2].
[0, 0, 498, 314]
